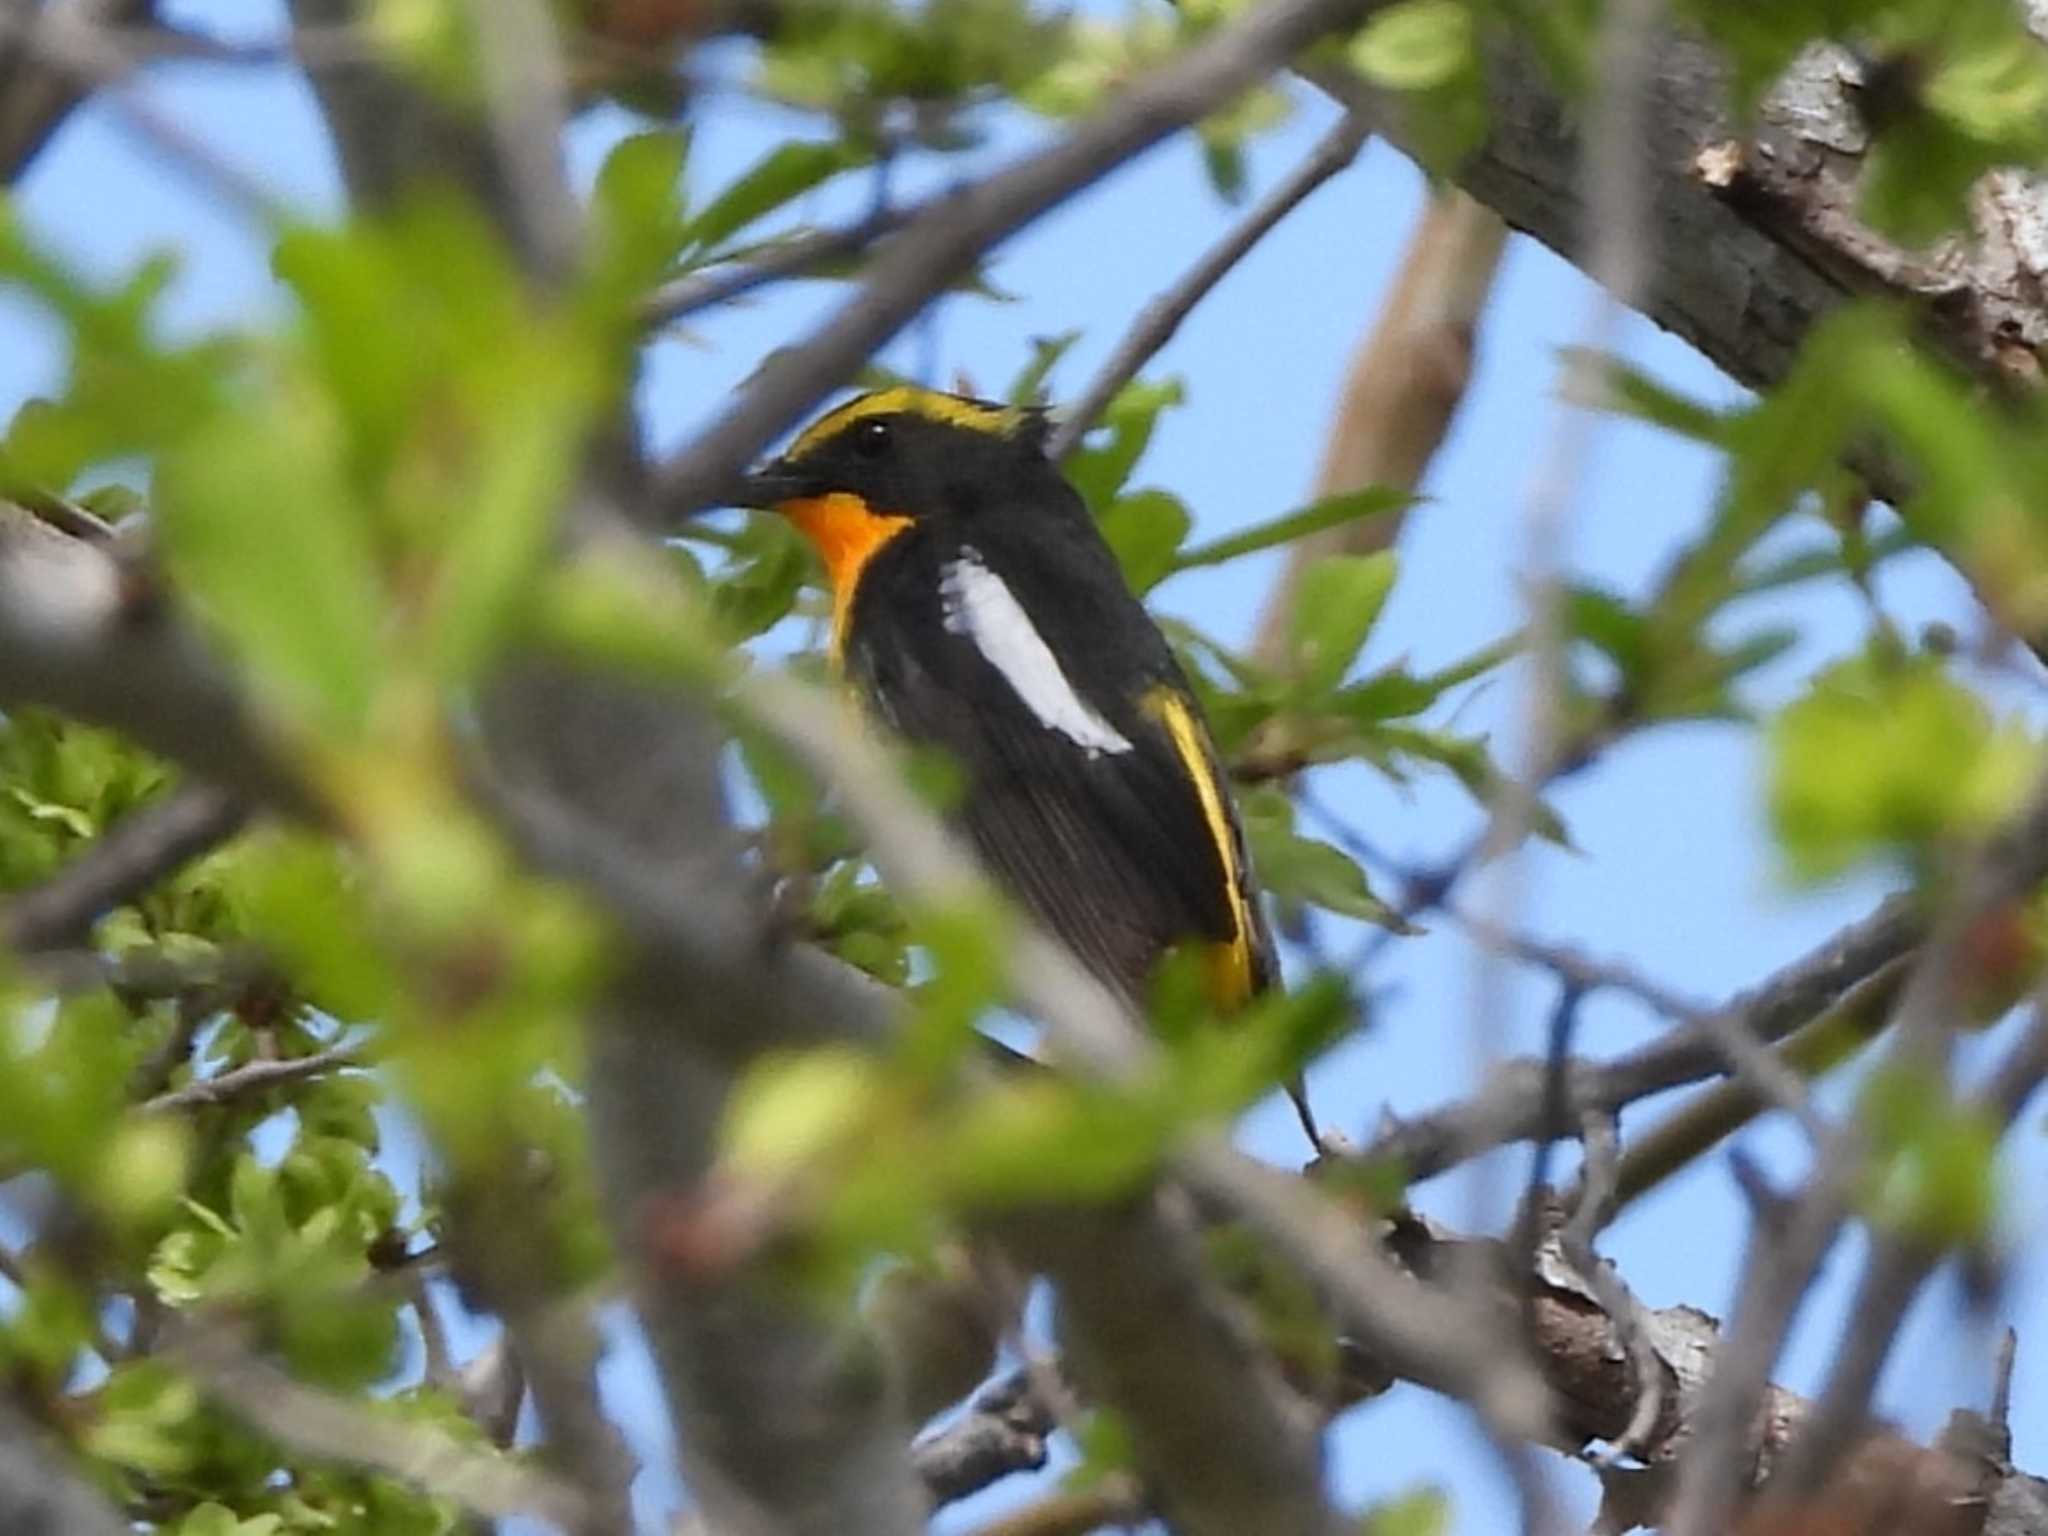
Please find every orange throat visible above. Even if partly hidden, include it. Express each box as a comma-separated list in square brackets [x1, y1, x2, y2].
[778, 493, 914, 662]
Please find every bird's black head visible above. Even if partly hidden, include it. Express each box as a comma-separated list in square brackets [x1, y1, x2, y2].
[740, 386, 1056, 522]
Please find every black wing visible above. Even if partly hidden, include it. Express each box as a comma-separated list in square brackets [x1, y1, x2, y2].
[845, 513, 1274, 1008]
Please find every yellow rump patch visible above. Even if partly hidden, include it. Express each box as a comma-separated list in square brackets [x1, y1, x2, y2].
[778, 492, 914, 662]
[788, 387, 1029, 460]
[1144, 686, 1255, 1008]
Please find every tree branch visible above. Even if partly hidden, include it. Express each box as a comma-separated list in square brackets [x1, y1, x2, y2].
[654, 0, 1407, 519]
[1356, 891, 1930, 1185]
[0, 504, 306, 812]
[1049, 110, 1373, 459]
[142, 1042, 365, 1113]
[1351, 17, 2048, 652]
[0, 1402, 131, 1536]
[1248, 185, 1506, 669]
[0, 0, 154, 184]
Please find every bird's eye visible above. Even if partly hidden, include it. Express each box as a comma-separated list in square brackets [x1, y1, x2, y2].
[853, 419, 893, 458]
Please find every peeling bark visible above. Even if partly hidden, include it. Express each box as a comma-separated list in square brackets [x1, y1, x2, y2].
[1363, 29, 2048, 399]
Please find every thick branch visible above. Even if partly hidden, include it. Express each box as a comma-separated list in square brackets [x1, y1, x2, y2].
[0, 1403, 130, 1536]
[0, 505, 305, 812]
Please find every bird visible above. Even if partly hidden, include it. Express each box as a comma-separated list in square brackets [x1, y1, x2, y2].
[740, 385, 1319, 1148]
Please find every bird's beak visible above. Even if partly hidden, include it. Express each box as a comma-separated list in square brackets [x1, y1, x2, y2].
[732, 462, 814, 509]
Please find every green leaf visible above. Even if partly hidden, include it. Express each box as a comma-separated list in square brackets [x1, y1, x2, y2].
[589, 129, 691, 302]
[1174, 487, 1411, 572]
[686, 141, 863, 256]
[1064, 378, 1184, 512]
[1267, 829, 1407, 927]
[1769, 650, 2038, 883]
[1200, 134, 1249, 203]
[85, 1362, 200, 1478]
[1560, 348, 1731, 447]
[1857, 1066, 1998, 1247]
[155, 405, 382, 740]
[1010, 330, 1081, 405]
[724, 1047, 884, 1178]
[1565, 583, 1648, 686]
[1099, 488, 1191, 592]
[1242, 790, 1411, 928]
[420, 351, 596, 685]
[1363, 1489, 1452, 1536]
[716, 517, 814, 640]
[225, 832, 396, 1023]
[943, 1077, 1171, 1203]
[1286, 551, 1397, 694]
[1350, 0, 1472, 90]
[1065, 1408, 1136, 1489]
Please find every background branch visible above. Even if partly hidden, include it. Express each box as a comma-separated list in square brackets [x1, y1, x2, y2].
[1049, 110, 1372, 459]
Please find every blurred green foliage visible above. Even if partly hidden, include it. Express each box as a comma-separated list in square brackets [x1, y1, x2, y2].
[1, 0, 2046, 1527]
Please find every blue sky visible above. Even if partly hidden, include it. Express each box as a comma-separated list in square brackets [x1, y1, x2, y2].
[10, 2, 2047, 1531]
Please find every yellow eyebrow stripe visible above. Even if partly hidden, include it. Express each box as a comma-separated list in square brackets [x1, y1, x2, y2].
[1144, 686, 1255, 1006]
[788, 387, 1028, 459]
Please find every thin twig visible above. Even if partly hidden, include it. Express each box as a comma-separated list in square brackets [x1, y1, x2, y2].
[1778, 1004, 2048, 1495]
[1457, 912, 1704, 1021]
[655, 0, 1407, 519]
[1604, 959, 1908, 1213]
[0, 6, 285, 221]
[143, 1042, 364, 1113]
[1048, 110, 1371, 459]
[1991, 1328, 2019, 1434]
[1357, 893, 1926, 1187]
[642, 205, 919, 329]
[1667, 769, 2048, 1536]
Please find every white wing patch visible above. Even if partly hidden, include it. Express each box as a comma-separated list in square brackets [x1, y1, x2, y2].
[940, 549, 1133, 756]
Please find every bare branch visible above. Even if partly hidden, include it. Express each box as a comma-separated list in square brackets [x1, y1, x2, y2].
[1606, 959, 1907, 1212]
[1777, 1006, 2048, 1497]
[642, 205, 919, 330]
[0, 3, 282, 219]
[1458, 914, 1705, 1021]
[1669, 769, 2048, 1535]
[1049, 110, 1372, 459]
[457, 0, 579, 282]
[1357, 893, 1928, 1186]
[1248, 185, 1506, 669]
[143, 1041, 365, 1113]
[911, 1370, 1056, 1507]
